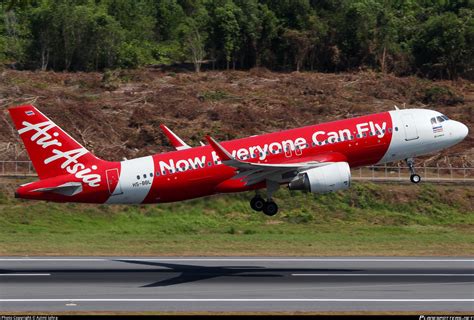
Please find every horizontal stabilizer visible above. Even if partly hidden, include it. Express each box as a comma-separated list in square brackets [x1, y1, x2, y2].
[33, 182, 83, 196]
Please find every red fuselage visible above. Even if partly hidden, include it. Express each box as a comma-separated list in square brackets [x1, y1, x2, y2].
[10, 105, 468, 205]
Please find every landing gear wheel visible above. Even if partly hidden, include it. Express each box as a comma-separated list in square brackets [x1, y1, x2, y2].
[410, 174, 421, 184]
[262, 201, 278, 216]
[250, 196, 265, 211]
[406, 158, 421, 184]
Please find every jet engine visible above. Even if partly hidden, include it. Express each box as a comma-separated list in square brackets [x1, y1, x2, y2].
[288, 162, 351, 193]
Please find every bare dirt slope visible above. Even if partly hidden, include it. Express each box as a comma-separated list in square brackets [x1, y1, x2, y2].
[0, 68, 472, 166]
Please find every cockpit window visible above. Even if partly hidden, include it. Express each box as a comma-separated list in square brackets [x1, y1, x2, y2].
[431, 117, 437, 125]
[441, 115, 449, 121]
[437, 116, 445, 123]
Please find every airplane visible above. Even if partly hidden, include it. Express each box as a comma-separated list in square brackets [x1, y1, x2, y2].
[8, 104, 468, 216]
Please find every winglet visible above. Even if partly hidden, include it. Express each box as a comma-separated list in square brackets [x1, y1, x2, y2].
[205, 136, 233, 161]
[159, 124, 191, 150]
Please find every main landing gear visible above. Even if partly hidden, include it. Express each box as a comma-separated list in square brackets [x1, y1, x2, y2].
[250, 180, 280, 216]
[406, 158, 421, 184]
[251, 194, 279, 216]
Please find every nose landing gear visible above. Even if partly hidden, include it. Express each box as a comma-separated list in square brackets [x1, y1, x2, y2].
[406, 158, 421, 184]
[410, 173, 421, 183]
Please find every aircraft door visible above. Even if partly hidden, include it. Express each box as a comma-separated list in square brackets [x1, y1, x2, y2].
[401, 114, 419, 141]
[106, 168, 123, 195]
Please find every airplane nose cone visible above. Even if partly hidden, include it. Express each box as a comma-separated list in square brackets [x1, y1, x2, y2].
[458, 122, 469, 140]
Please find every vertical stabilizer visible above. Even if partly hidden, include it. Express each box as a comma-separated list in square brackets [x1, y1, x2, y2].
[8, 105, 105, 180]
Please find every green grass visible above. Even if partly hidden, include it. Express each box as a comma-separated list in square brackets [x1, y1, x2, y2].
[0, 181, 472, 256]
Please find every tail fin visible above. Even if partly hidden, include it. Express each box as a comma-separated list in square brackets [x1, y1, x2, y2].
[8, 105, 104, 180]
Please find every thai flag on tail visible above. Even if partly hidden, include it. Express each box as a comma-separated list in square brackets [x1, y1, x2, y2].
[432, 125, 443, 133]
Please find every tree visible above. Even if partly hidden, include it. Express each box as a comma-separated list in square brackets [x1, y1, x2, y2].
[413, 12, 470, 79]
[337, 1, 379, 69]
[28, 0, 125, 71]
[254, 4, 278, 67]
[0, 0, 472, 77]
[155, 0, 185, 41]
[29, 1, 56, 70]
[0, 2, 30, 67]
[283, 29, 312, 72]
[234, 1, 277, 68]
[213, 1, 241, 70]
[179, 7, 208, 72]
[306, 14, 327, 71]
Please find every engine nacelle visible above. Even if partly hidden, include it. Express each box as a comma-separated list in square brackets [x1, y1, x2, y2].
[288, 162, 351, 193]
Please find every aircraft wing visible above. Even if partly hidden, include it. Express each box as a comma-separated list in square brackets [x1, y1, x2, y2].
[160, 124, 191, 150]
[206, 136, 342, 186]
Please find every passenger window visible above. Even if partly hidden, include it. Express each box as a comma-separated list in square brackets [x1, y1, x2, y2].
[136, 175, 140, 180]
[156, 172, 160, 176]
[143, 174, 147, 179]
[395, 127, 398, 131]
[149, 173, 153, 177]
[208, 162, 212, 166]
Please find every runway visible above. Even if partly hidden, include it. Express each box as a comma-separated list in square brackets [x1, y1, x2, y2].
[0, 257, 473, 312]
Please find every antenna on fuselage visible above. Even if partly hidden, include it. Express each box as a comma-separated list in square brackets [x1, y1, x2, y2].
[394, 103, 407, 110]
